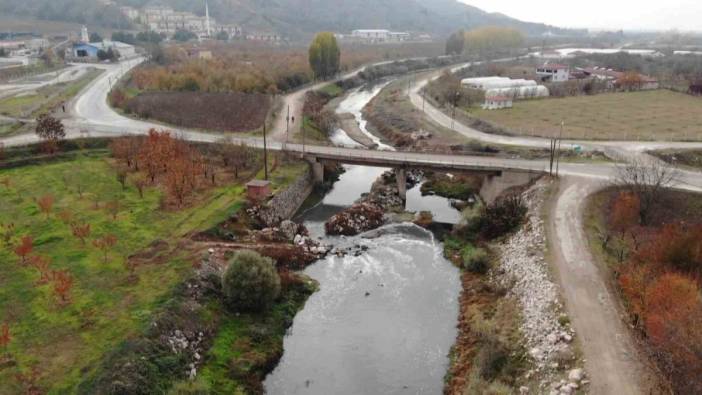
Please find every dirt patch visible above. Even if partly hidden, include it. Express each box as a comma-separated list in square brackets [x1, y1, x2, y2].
[125, 91, 271, 132]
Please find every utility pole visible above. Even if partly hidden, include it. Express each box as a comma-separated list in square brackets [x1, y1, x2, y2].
[302, 119, 306, 156]
[285, 105, 290, 149]
[263, 123, 269, 180]
[422, 89, 426, 113]
[556, 121, 564, 177]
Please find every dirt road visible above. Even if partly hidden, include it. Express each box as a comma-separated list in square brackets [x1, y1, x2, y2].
[548, 177, 660, 394]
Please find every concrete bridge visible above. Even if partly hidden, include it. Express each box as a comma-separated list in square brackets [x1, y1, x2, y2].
[296, 144, 550, 199]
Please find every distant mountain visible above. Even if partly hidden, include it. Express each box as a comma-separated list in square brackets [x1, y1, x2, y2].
[0, 0, 580, 39]
[140, 0, 578, 38]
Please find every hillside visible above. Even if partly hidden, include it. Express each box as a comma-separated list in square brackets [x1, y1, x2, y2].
[0, 0, 577, 39]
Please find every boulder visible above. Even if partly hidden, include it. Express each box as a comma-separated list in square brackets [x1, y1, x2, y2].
[280, 220, 299, 241]
[568, 368, 584, 382]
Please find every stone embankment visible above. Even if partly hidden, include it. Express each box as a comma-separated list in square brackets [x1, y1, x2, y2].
[493, 180, 588, 395]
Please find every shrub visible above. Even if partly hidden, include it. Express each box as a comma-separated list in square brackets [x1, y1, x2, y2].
[474, 338, 509, 381]
[462, 245, 490, 274]
[476, 194, 528, 240]
[222, 250, 281, 312]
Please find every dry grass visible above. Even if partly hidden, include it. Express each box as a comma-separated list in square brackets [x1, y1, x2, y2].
[471, 90, 702, 141]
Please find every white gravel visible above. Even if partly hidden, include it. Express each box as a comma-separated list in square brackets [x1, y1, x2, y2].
[492, 179, 587, 392]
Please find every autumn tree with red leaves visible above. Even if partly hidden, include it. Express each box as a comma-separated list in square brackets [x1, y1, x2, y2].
[35, 114, 65, 154]
[644, 274, 702, 393]
[28, 255, 52, 285]
[14, 236, 33, 265]
[52, 270, 73, 305]
[71, 222, 91, 245]
[93, 234, 118, 264]
[37, 194, 54, 219]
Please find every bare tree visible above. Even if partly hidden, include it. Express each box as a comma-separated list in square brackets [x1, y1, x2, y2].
[614, 158, 680, 225]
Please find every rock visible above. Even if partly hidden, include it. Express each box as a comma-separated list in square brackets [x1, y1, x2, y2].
[519, 386, 529, 394]
[562, 334, 573, 343]
[568, 368, 584, 382]
[529, 347, 542, 359]
[280, 220, 299, 241]
[547, 333, 558, 344]
[559, 386, 573, 395]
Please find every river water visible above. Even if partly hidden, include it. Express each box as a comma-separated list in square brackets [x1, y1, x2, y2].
[264, 83, 462, 395]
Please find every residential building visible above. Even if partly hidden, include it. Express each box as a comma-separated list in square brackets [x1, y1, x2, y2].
[350, 29, 410, 43]
[483, 95, 513, 110]
[536, 64, 570, 82]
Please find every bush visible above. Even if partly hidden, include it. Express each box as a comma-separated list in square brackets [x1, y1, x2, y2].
[476, 195, 528, 240]
[474, 338, 509, 381]
[462, 245, 490, 274]
[222, 250, 281, 312]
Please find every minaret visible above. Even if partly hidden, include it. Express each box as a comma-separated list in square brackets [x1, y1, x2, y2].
[205, 0, 211, 37]
[80, 25, 89, 43]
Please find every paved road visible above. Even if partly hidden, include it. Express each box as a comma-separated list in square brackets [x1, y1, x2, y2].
[0, 63, 97, 100]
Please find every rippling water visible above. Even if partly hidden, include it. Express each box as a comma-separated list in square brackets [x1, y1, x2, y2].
[264, 223, 460, 395]
[264, 83, 462, 395]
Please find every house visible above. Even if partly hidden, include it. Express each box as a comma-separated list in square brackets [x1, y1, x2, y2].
[536, 64, 570, 82]
[483, 96, 513, 110]
[639, 75, 660, 90]
[188, 48, 212, 60]
[350, 29, 409, 43]
[246, 180, 271, 201]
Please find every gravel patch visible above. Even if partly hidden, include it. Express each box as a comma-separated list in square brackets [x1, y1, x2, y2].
[492, 179, 588, 393]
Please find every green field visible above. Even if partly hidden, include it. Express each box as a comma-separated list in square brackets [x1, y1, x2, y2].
[0, 150, 306, 392]
[471, 90, 702, 141]
[0, 69, 103, 119]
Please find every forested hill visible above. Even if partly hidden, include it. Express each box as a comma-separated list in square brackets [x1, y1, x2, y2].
[0, 0, 579, 38]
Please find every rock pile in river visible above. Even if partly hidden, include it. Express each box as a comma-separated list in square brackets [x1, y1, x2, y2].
[325, 202, 385, 236]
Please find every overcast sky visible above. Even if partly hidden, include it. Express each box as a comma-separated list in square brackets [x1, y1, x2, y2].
[460, 0, 700, 31]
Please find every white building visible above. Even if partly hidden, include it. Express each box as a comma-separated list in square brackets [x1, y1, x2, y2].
[350, 29, 409, 43]
[536, 64, 570, 82]
[483, 95, 513, 110]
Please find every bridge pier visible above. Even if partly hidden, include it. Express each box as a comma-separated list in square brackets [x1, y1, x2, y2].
[395, 168, 407, 201]
[308, 158, 324, 184]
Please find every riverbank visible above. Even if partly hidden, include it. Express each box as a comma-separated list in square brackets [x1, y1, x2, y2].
[438, 175, 588, 394]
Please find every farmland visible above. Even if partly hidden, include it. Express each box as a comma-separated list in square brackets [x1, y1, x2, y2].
[124, 91, 272, 133]
[471, 90, 702, 141]
[0, 141, 308, 393]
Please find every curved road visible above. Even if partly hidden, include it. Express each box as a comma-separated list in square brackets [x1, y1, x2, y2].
[2, 56, 702, 394]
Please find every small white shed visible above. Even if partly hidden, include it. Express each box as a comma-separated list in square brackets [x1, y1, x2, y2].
[483, 95, 513, 110]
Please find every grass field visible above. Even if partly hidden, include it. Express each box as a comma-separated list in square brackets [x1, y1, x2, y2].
[471, 90, 702, 141]
[0, 69, 103, 119]
[0, 150, 307, 393]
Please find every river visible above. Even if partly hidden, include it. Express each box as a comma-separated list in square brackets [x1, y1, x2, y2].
[264, 82, 462, 395]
